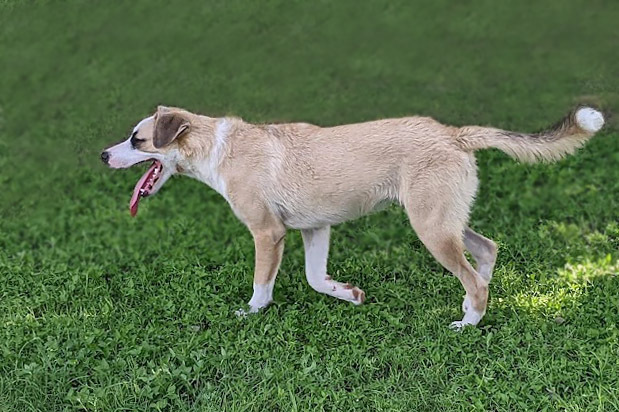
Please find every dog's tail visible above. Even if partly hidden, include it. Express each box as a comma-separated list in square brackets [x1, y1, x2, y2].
[454, 107, 605, 162]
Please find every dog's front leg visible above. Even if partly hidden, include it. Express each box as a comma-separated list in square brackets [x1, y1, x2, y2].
[236, 223, 286, 315]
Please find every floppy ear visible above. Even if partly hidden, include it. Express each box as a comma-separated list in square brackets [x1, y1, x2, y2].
[153, 112, 190, 148]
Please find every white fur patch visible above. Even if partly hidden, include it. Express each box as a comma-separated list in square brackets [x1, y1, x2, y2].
[575, 107, 604, 133]
[202, 118, 230, 200]
[302, 227, 365, 304]
[106, 138, 154, 168]
[450, 295, 484, 329]
[236, 280, 275, 316]
[304, 226, 330, 284]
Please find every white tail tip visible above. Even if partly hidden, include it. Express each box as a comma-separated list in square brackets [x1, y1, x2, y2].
[575, 107, 604, 133]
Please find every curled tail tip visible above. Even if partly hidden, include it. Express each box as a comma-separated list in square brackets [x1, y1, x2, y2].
[575, 107, 605, 133]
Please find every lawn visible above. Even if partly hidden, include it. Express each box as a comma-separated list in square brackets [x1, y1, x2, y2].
[0, 0, 618, 410]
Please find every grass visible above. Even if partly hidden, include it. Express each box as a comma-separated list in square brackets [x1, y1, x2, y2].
[1, 0, 618, 410]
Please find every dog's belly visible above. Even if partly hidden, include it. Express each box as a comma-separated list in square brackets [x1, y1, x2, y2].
[271, 190, 396, 229]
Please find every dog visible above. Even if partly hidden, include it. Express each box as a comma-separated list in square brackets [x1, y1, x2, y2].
[101, 105, 604, 327]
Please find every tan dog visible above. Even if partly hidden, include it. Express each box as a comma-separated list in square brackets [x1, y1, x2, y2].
[101, 105, 604, 327]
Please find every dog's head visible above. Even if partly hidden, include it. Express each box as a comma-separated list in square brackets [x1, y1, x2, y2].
[101, 106, 193, 217]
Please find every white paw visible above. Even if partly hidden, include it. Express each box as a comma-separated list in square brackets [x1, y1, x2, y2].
[451, 295, 484, 329]
[234, 306, 260, 317]
[326, 282, 365, 304]
[449, 320, 474, 330]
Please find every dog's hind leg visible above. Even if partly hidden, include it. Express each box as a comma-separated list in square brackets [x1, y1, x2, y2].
[402, 154, 488, 328]
[301, 226, 365, 305]
[463, 227, 497, 282]
[412, 222, 488, 328]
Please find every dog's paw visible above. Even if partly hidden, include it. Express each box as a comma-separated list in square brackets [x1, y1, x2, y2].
[234, 306, 260, 317]
[449, 320, 474, 331]
[450, 300, 484, 330]
[340, 283, 366, 305]
[351, 286, 366, 305]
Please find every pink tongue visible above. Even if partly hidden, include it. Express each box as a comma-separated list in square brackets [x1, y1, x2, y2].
[129, 162, 158, 217]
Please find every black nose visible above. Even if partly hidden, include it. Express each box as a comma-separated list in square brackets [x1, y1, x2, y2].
[101, 151, 110, 165]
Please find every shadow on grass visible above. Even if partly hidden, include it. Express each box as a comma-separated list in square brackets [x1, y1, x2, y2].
[475, 219, 618, 330]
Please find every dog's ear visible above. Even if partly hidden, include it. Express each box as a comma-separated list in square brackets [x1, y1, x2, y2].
[153, 112, 190, 148]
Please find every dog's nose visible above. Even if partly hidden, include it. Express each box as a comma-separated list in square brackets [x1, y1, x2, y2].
[101, 151, 110, 165]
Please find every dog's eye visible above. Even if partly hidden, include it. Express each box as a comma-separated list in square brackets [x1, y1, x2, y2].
[130, 131, 145, 148]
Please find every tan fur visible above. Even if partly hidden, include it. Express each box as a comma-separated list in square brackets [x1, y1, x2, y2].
[103, 105, 603, 326]
[455, 108, 596, 162]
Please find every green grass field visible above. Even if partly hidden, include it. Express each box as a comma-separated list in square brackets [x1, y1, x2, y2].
[1, 1, 618, 410]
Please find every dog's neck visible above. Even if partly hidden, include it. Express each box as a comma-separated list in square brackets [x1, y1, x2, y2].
[176, 116, 236, 201]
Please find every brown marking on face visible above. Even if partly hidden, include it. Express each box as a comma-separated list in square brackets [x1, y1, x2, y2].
[176, 164, 185, 173]
[132, 106, 213, 156]
[127, 116, 159, 153]
[325, 275, 332, 281]
[131, 139, 148, 151]
[343, 283, 353, 289]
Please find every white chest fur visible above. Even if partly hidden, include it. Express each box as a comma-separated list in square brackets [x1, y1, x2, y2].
[194, 119, 231, 201]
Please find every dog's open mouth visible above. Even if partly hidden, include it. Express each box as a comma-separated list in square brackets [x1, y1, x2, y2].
[129, 160, 162, 217]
